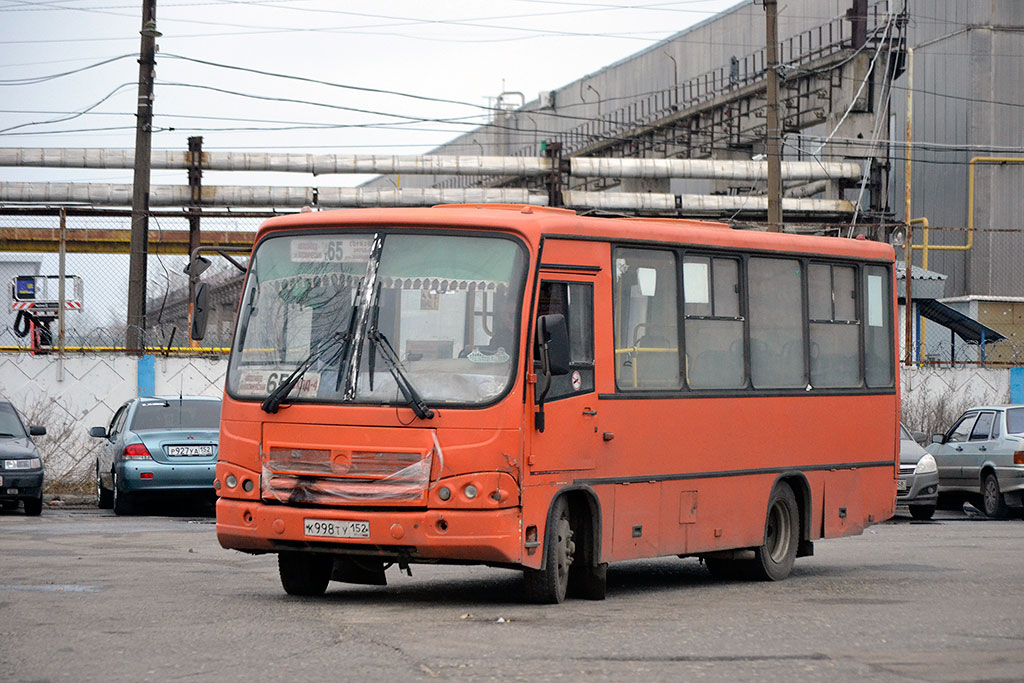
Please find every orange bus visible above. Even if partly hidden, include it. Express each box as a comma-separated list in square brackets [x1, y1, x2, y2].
[206, 204, 898, 603]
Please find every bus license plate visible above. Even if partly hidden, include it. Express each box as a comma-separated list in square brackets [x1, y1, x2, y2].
[896, 479, 908, 492]
[304, 519, 370, 539]
[167, 445, 214, 456]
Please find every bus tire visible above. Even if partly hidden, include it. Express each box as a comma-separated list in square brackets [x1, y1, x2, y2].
[523, 497, 574, 604]
[746, 481, 799, 581]
[278, 551, 332, 596]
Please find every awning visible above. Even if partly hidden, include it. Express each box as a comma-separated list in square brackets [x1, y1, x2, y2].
[917, 299, 1006, 344]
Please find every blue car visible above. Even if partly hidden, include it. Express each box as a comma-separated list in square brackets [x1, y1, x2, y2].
[0, 399, 47, 516]
[91, 396, 221, 515]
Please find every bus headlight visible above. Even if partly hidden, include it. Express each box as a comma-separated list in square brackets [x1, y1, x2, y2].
[914, 453, 937, 475]
[430, 472, 519, 509]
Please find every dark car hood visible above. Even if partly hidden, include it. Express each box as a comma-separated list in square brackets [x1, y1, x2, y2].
[0, 437, 39, 459]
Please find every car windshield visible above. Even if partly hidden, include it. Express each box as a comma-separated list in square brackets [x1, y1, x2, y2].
[0, 403, 27, 437]
[900, 424, 913, 441]
[1006, 407, 1024, 434]
[130, 400, 222, 431]
[226, 230, 527, 408]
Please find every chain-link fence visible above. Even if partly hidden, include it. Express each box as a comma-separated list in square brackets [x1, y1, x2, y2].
[3, 208, 1023, 361]
[1, 208, 270, 353]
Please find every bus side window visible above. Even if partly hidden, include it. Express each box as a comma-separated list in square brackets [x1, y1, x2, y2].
[613, 248, 681, 391]
[749, 257, 806, 389]
[864, 265, 894, 387]
[683, 256, 744, 389]
[536, 281, 594, 401]
[808, 263, 861, 388]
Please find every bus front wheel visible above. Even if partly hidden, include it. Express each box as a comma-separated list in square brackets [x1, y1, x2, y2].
[523, 497, 574, 604]
[278, 551, 332, 596]
[748, 482, 799, 581]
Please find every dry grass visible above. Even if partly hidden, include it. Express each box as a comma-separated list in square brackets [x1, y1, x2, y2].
[19, 393, 99, 494]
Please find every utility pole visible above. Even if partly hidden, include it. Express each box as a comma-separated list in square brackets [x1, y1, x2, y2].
[126, 0, 159, 353]
[187, 135, 202, 349]
[763, 0, 783, 231]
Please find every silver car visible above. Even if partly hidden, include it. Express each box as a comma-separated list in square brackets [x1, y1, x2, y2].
[926, 405, 1024, 518]
[898, 424, 938, 520]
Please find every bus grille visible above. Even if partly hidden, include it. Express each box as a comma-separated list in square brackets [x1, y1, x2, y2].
[262, 447, 432, 505]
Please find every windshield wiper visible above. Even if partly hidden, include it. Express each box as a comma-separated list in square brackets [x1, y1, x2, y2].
[368, 329, 434, 420]
[363, 278, 433, 420]
[338, 233, 385, 398]
[261, 330, 348, 414]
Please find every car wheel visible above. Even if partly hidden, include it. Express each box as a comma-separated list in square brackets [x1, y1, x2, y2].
[981, 472, 1008, 519]
[112, 472, 135, 516]
[24, 494, 43, 516]
[745, 482, 800, 581]
[278, 551, 332, 596]
[523, 496, 574, 604]
[96, 463, 113, 509]
[909, 504, 935, 521]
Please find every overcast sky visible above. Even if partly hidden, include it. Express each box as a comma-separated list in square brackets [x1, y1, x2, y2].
[2, 1, 746, 331]
[1, 0, 741, 189]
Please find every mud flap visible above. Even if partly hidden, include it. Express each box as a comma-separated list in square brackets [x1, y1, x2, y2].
[332, 558, 388, 586]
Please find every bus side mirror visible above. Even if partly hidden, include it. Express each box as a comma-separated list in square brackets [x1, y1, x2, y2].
[191, 283, 209, 341]
[538, 313, 571, 377]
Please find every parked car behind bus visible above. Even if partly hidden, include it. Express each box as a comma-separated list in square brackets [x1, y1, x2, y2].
[926, 405, 1024, 518]
[90, 396, 221, 515]
[898, 423, 938, 520]
[0, 399, 46, 516]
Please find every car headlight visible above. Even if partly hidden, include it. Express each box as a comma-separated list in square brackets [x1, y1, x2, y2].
[3, 457, 42, 470]
[914, 453, 937, 475]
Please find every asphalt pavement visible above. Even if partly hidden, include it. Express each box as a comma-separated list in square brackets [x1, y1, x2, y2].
[1, 504, 1023, 682]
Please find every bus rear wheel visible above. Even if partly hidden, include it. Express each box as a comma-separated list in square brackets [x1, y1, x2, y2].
[523, 497, 574, 604]
[747, 482, 799, 581]
[278, 551, 332, 596]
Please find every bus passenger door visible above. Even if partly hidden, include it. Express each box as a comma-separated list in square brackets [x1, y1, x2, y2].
[529, 275, 600, 474]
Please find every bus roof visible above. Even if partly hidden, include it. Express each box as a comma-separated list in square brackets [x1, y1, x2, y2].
[254, 204, 894, 262]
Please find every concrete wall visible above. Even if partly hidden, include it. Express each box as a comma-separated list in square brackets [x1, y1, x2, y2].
[0, 354, 225, 485]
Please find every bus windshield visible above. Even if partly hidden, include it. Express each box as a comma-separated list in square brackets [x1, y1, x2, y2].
[226, 230, 526, 408]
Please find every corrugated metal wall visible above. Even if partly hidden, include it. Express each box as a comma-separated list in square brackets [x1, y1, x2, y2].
[366, 1, 1024, 298]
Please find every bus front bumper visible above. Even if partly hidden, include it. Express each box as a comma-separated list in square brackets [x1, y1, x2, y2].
[216, 497, 524, 565]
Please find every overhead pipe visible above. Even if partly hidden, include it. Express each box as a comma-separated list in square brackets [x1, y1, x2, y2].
[561, 190, 854, 214]
[570, 158, 861, 181]
[0, 182, 547, 208]
[2, 148, 860, 181]
[0, 149, 552, 177]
